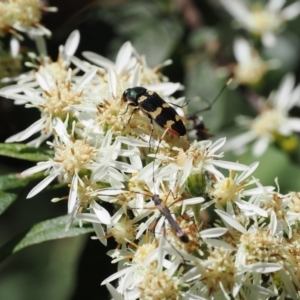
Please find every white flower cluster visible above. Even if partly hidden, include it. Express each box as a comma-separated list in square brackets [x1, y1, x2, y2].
[0, 0, 57, 39]
[2, 31, 300, 300]
[219, 0, 300, 47]
[224, 72, 300, 157]
[217, 0, 300, 157]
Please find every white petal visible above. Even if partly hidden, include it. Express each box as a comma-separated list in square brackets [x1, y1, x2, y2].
[252, 136, 270, 157]
[69, 56, 91, 73]
[233, 38, 252, 64]
[203, 238, 234, 250]
[6, 117, 45, 143]
[245, 262, 282, 273]
[219, 0, 252, 28]
[98, 188, 124, 196]
[92, 222, 107, 246]
[0, 83, 33, 94]
[281, 2, 300, 20]
[106, 283, 125, 300]
[136, 215, 156, 239]
[204, 164, 225, 179]
[243, 284, 277, 296]
[279, 269, 298, 300]
[91, 202, 111, 224]
[91, 164, 110, 182]
[177, 156, 193, 188]
[146, 82, 182, 96]
[21, 161, 53, 176]
[183, 197, 204, 205]
[75, 68, 97, 92]
[0, 92, 31, 103]
[200, 227, 228, 238]
[110, 207, 123, 226]
[242, 186, 274, 196]
[68, 175, 78, 214]
[181, 267, 202, 282]
[137, 161, 160, 181]
[286, 118, 300, 132]
[115, 41, 132, 74]
[274, 73, 295, 110]
[223, 130, 256, 152]
[116, 136, 149, 147]
[35, 72, 51, 92]
[130, 65, 140, 87]
[52, 118, 70, 144]
[289, 85, 300, 109]
[128, 145, 143, 170]
[236, 162, 259, 183]
[262, 32, 277, 47]
[208, 137, 226, 154]
[27, 173, 58, 198]
[6, 130, 30, 144]
[64, 30, 80, 56]
[102, 266, 134, 285]
[101, 130, 113, 148]
[111, 161, 139, 173]
[266, 0, 285, 12]
[215, 209, 247, 234]
[235, 199, 268, 217]
[82, 51, 114, 69]
[10, 38, 20, 58]
[76, 213, 102, 223]
[108, 69, 117, 99]
[212, 160, 249, 171]
[269, 210, 277, 235]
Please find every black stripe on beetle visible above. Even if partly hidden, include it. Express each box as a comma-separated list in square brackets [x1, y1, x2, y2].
[122, 87, 186, 136]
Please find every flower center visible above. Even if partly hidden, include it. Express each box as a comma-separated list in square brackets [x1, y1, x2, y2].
[250, 6, 282, 35]
[251, 108, 286, 137]
[203, 249, 236, 295]
[240, 231, 285, 264]
[42, 82, 82, 118]
[211, 175, 240, 205]
[54, 140, 96, 176]
[138, 264, 179, 300]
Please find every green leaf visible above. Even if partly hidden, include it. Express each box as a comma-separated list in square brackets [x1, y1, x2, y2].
[0, 191, 18, 215]
[0, 173, 43, 215]
[0, 143, 54, 161]
[0, 215, 94, 263]
[0, 173, 41, 190]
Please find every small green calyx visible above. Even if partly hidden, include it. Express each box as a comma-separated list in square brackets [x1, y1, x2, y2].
[186, 172, 206, 198]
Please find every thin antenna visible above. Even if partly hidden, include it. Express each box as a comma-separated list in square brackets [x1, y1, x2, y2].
[187, 77, 233, 141]
[189, 77, 233, 115]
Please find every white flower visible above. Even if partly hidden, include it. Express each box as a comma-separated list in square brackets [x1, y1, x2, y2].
[214, 208, 298, 298]
[249, 186, 300, 237]
[20, 120, 129, 230]
[167, 138, 250, 182]
[82, 41, 181, 91]
[224, 73, 300, 156]
[2, 67, 97, 146]
[204, 162, 274, 211]
[0, 29, 80, 87]
[233, 37, 278, 85]
[21, 118, 95, 194]
[219, 0, 300, 47]
[102, 235, 185, 299]
[0, 0, 57, 39]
